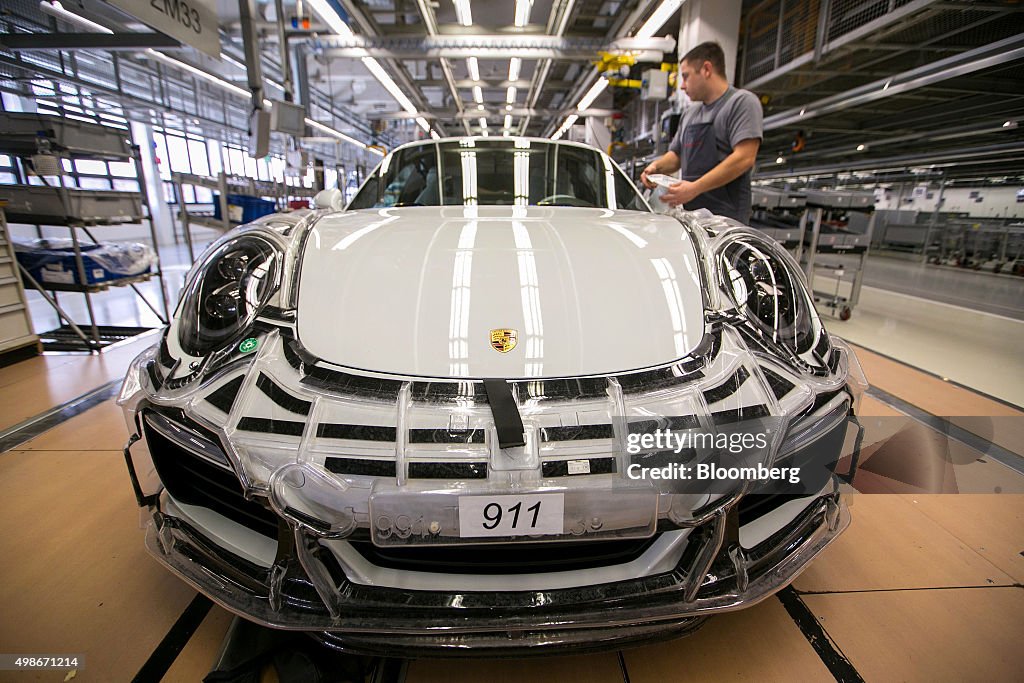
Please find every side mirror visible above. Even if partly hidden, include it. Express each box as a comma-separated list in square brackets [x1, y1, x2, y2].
[313, 188, 343, 209]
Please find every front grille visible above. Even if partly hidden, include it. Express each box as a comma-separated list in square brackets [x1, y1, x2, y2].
[348, 536, 660, 575]
[143, 409, 280, 538]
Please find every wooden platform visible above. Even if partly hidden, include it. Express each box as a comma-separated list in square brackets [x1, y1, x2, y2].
[0, 334, 1021, 682]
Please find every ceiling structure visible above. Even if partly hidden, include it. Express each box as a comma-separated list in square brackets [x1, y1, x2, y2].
[0, 0, 1021, 187]
[738, 0, 1024, 186]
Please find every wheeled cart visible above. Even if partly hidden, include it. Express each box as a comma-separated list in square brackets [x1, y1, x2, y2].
[798, 189, 875, 321]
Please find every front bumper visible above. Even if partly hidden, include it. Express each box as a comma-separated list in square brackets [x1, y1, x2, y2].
[120, 317, 862, 655]
[143, 485, 847, 656]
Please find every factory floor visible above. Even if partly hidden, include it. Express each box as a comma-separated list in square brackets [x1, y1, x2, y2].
[0, 239, 1022, 682]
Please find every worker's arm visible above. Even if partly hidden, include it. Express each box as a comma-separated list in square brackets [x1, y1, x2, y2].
[662, 138, 760, 207]
[639, 151, 682, 189]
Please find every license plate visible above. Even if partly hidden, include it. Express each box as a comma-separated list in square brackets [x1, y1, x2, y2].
[458, 493, 564, 538]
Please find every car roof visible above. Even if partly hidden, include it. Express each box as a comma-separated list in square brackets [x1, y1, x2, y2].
[386, 136, 605, 155]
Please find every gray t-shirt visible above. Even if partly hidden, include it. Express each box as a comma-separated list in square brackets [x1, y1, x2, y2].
[669, 86, 763, 222]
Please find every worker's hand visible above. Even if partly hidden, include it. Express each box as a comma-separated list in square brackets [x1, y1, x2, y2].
[663, 180, 701, 207]
[640, 164, 659, 189]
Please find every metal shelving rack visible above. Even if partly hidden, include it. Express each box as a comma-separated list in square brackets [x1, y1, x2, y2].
[171, 171, 316, 262]
[0, 201, 40, 362]
[0, 112, 170, 351]
[799, 189, 876, 321]
[751, 187, 808, 253]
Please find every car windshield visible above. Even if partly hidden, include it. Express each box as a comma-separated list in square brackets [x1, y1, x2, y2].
[348, 139, 650, 212]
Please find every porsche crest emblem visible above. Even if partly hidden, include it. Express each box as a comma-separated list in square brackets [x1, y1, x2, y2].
[490, 328, 518, 353]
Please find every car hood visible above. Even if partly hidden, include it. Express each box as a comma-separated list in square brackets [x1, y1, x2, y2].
[296, 206, 706, 379]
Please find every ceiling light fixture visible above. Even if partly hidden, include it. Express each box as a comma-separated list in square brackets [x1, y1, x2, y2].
[479, 117, 488, 129]
[576, 78, 608, 110]
[776, 156, 785, 164]
[306, 118, 384, 155]
[504, 114, 512, 129]
[508, 57, 521, 82]
[473, 85, 483, 104]
[38, 1, 111, 33]
[514, 0, 533, 27]
[305, 0, 355, 37]
[551, 114, 579, 140]
[146, 50, 252, 100]
[556, 0, 575, 36]
[430, 130, 441, 140]
[467, 56, 480, 81]
[856, 144, 866, 151]
[361, 56, 418, 115]
[415, 116, 431, 132]
[1003, 120, 1018, 128]
[634, 0, 684, 39]
[453, 0, 473, 27]
[506, 86, 517, 104]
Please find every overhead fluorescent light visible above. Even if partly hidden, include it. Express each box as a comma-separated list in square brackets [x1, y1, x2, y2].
[221, 53, 246, 70]
[146, 50, 252, 99]
[473, 85, 483, 104]
[508, 57, 521, 82]
[38, 1, 112, 33]
[221, 52, 285, 91]
[467, 57, 480, 81]
[415, 116, 430, 132]
[453, 0, 473, 26]
[305, 0, 355, 38]
[306, 117, 384, 155]
[430, 129, 441, 140]
[576, 78, 608, 110]
[361, 56, 417, 115]
[776, 156, 785, 164]
[635, 0, 684, 40]
[479, 117, 488, 129]
[504, 114, 512, 129]
[556, 0, 575, 36]
[477, 104, 485, 110]
[856, 144, 866, 151]
[506, 87, 517, 104]
[551, 114, 579, 140]
[514, 0, 532, 28]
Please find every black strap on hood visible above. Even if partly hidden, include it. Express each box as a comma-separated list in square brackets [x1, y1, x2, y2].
[482, 379, 526, 449]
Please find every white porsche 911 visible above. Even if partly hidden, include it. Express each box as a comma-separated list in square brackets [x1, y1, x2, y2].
[119, 137, 866, 656]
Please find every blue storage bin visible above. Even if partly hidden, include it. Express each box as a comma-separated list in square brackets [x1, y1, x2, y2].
[212, 193, 278, 223]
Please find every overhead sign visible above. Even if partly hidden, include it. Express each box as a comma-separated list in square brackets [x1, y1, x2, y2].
[106, 0, 220, 58]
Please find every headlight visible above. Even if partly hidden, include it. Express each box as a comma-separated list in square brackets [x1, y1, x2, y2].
[716, 232, 819, 357]
[177, 234, 281, 356]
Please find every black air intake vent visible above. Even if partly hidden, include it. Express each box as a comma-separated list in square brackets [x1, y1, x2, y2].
[143, 410, 279, 538]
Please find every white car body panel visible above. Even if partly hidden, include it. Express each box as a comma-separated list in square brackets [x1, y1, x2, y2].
[297, 206, 706, 378]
